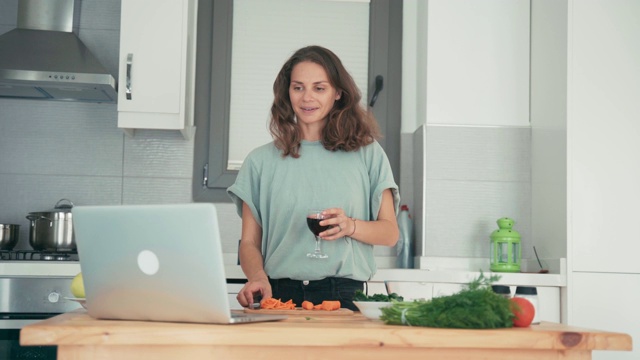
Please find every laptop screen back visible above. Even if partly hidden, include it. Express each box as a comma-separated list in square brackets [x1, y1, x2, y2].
[72, 203, 234, 324]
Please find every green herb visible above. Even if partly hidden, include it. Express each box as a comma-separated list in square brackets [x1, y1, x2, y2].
[379, 272, 514, 329]
[354, 290, 404, 302]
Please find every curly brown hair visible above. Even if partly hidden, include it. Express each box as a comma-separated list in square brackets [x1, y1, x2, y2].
[269, 45, 381, 158]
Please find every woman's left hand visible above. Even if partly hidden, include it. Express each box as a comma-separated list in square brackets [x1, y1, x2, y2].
[318, 208, 354, 240]
[316, 189, 398, 246]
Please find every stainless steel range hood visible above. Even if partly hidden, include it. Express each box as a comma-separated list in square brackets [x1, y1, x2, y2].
[0, 0, 117, 103]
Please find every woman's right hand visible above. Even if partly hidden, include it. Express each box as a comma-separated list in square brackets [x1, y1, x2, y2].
[236, 201, 273, 307]
[236, 278, 272, 307]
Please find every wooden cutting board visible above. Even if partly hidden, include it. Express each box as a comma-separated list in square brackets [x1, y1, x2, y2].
[243, 307, 354, 316]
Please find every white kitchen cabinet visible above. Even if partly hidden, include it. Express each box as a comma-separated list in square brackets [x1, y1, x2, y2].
[568, 0, 640, 274]
[419, 0, 530, 126]
[117, 0, 197, 139]
[566, 2, 640, 357]
[531, 0, 640, 357]
[571, 273, 639, 360]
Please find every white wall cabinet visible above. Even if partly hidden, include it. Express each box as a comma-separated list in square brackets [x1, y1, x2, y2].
[418, 0, 530, 127]
[117, 0, 197, 139]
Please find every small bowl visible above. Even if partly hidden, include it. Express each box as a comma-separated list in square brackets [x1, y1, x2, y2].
[353, 301, 392, 320]
[385, 280, 433, 301]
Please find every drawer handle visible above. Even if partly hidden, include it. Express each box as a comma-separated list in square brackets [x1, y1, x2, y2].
[126, 53, 133, 100]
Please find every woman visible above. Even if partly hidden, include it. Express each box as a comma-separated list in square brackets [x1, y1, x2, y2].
[227, 45, 399, 311]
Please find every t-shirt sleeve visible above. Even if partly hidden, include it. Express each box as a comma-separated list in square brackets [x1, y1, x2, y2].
[226, 156, 263, 227]
[368, 142, 400, 219]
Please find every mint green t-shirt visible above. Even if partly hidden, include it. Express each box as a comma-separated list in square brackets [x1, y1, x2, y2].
[227, 140, 399, 281]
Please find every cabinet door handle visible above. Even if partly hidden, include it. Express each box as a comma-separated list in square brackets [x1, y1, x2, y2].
[126, 53, 133, 100]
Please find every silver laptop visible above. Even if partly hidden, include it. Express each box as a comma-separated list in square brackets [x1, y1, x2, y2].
[72, 203, 286, 324]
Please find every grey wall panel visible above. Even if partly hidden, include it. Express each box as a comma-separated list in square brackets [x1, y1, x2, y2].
[0, 0, 17, 28]
[122, 177, 192, 205]
[420, 125, 531, 260]
[425, 179, 531, 259]
[0, 173, 123, 250]
[123, 130, 194, 179]
[76, 0, 121, 30]
[0, 100, 123, 177]
[426, 126, 531, 182]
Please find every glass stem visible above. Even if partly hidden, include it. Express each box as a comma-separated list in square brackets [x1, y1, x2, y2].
[315, 236, 322, 254]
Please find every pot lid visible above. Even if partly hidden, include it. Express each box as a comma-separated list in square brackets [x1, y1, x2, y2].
[29, 198, 75, 214]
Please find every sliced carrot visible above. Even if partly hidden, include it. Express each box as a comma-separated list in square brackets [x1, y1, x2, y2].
[279, 299, 296, 309]
[260, 298, 279, 309]
[260, 298, 296, 310]
[262, 299, 340, 311]
[321, 300, 341, 311]
[301, 300, 314, 310]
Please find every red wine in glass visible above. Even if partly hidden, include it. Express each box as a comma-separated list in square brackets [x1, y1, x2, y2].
[306, 217, 331, 236]
[306, 210, 329, 259]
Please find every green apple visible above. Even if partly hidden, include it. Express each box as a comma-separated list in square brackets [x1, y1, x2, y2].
[70, 272, 85, 298]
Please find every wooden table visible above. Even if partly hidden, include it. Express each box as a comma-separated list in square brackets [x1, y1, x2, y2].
[20, 310, 631, 360]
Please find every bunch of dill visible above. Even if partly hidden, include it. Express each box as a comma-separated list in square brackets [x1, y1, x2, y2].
[379, 272, 514, 329]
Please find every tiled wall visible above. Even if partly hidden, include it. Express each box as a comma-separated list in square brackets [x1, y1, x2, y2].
[0, 0, 532, 262]
[420, 125, 532, 260]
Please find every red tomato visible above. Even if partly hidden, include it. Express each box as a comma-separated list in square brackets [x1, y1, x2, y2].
[510, 297, 535, 327]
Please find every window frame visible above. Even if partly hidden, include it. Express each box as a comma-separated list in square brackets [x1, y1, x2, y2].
[192, 0, 402, 202]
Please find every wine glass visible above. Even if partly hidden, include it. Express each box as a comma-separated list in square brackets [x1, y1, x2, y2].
[306, 210, 330, 259]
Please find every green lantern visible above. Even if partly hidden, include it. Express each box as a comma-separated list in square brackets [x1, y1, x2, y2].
[490, 217, 521, 272]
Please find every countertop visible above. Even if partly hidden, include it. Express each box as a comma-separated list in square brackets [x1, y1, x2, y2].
[20, 310, 631, 360]
[0, 257, 566, 288]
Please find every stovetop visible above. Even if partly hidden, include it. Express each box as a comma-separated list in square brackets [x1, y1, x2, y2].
[0, 250, 79, 262]
[0, 250, 81, 277]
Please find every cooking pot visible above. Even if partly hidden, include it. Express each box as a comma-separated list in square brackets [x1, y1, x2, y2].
[0, 224, 20, 250]
[26, 199, 76, 252]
